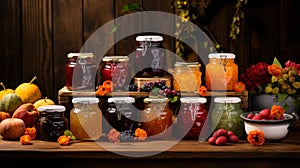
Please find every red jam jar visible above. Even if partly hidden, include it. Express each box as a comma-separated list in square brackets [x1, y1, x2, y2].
[100, 56, 129, 90]
[65, 53, 78, 90]
[135, 35, 166, 77]
[72, 52, 97, 91]
[177, 97, 208, 139]
[141, 98, 173, 139]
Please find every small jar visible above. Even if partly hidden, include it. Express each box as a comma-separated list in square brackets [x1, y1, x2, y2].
[72, 52, 97, 91]
[65, 53, 78, 90]
[104, 97, 139, 132]
[101, 56, 129, 90]
[212, 97, 244, 138]
[70, 97, 102, 140]
[135, 35, 166, 77]
[177, 97, 208, 139]
[205, 53, 238, 91]
[173, 62, 202, 92]
[36, 105, 68, 141]
[141, 98, 173, 139]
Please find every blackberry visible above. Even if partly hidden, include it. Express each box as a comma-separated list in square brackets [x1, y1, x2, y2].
[119, 130, 135, 142]
[140, 82, 154, 92]
[128, 83, 138, 91]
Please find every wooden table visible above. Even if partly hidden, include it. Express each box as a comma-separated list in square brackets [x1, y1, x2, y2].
[1, 121, 299, 167]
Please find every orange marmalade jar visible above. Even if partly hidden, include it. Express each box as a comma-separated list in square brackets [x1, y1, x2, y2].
[205, 53, 238, 91]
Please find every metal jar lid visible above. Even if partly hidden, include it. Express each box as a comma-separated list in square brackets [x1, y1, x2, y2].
[102, 56, 129, 62]
[108, 97, 135, 103]
[38, 105, 66, 113]
[143, 97, 169, 103]
[180, 97, 207, 104]
[72, 97, 99, 104]
[174, 62, 201, 68]
[136, 35, 163, 42]
[68, 52, 94, 58]
[214, 97, 241, 103]
[208, 53, 235, 59]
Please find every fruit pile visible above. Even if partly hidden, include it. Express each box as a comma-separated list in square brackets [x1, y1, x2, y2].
[247, 105, 285, 120]
[107, 128, 147, 143]
[208, 128, 239, 146]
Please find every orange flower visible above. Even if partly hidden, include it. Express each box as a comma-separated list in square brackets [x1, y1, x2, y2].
[198, 86, 207, 96]
[57, 135, 71, 146]
[107, 129, 120, 143]
[247, 130, 265, 146]
[233, 81, 246, 92]
[134, 128, 147, 141]
[103, 80, 113, 91]
[268, 64, 282, 78]
[270, 105, 284, 119]
[20, 135, 31, 145]
[24, 127, 37, 140]
[96, 80, 113, 96]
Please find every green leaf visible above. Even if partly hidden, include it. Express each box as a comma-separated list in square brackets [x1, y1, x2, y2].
[283, 102, 289, 112]
[277, 93, 288, 102]
[168, 96, 179, 103]
[272, 57, 282, 68]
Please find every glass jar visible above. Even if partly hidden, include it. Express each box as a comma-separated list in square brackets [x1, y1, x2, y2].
[70, 97, 102, 140]
[72, 52, 97, 91]
[36, 105, 68, 141]
[141, 98, 173, 139]
[173, 62, 202, 92]
[65, 53, 78, 90]
[205, 53, 238, 91]
[212, 97, 244, 138]
[135, 35, 166, 77]
[101, 56, 129, 90]
[104, 97, 139, 132]
[177, 97, 208, 139]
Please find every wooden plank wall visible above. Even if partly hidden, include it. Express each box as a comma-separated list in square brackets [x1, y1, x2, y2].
[0, 0, 299, 103]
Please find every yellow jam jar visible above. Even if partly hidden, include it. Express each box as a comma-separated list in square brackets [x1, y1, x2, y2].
[173, 62, 202, 92]
[205, 53, 238, 91]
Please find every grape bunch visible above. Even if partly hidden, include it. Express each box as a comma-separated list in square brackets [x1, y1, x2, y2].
[119, 130, 135, 142]
[140, 82, 155, 92]
[140, 80, 179, 98]
[127, 83, 138, 91]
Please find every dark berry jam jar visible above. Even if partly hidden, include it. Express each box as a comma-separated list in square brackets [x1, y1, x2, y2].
[65, 53, 78, 90]
[135, 35, 166, 77]
[72, 52, 97, 91]
[100, 56, 129, 90]
[104, 97, 139, 133]
[177, 97, 208, 139]
[36, 105, 68, 141]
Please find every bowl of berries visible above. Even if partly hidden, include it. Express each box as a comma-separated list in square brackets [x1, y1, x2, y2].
[240, 105, 298, 140]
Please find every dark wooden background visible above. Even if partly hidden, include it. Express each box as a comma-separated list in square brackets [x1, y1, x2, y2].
[0, 0, 299, 103]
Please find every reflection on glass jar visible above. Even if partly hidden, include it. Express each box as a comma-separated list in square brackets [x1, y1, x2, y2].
[173, 62, 202, 92]
[205, 53, 238, 91]
[72, 52, 97, 91]
[101, 56, 130, 90]
[177, 97, 208, 139]
[141, 98, 173, 139]
[104, 97, 139, 132]
[70, 97, 102, 140]
[212, 97, 244, 138]
[36, 105, 68, 141]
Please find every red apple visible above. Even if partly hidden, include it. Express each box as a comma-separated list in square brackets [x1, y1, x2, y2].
[252, 114, 263, 120]
[259, 109, 271, 119]
[12, 103, 38, 127]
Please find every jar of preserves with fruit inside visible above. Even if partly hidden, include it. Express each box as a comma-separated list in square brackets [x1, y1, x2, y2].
[173, 62, 202, 92]
[70, 97, 102, 140]
[72, 52, 97, 91]
[141, 98, 173, 139]
[205, 53, 238, 91]
[177, 97, 208, 139]
[36, 105, 68, 141]
[212, 97, 244, 138]
[100, 56, 129, 90]
[104, 97, 139, 133]
[65, 53, 78, 90]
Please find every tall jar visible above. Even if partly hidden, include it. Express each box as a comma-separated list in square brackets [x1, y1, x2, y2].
[177, 97, 208, 139]
[65, 53, 78, 90]
[100, 56, 129, 90]
[36, 105, 68, 141]
[173, 62, 202, 92]
[135, 35, 166, 77]
[70, 97, 102, 140]
[205, 53, 238, 91]
[104, 97, 139, 132]
[72, 52, 97, 91]
[212, 97, 244, 138]
[141, 98, 173, 139]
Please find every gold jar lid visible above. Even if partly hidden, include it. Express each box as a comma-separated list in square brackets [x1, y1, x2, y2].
[143, 97, 169, 103]
[68, 52, 94, 58]
[102, 56, 129, 62]
[174, 62, 201, 68]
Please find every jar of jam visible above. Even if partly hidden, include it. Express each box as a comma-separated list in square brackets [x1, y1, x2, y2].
[141, 98, 173, 139]
[205, 53, 238, 91]
[70, 97, 102, 140]
[177, 97, 208, 139]
[36, 105, 68, 141]
[101, 56, 129, 90]
[65, 53, 78, 90]
[72, 52, 97, 91]
[212, 97, 244, 138]
[173, 62, 202, 92]
[135, 35, 166, 77]
[104, 97, 139, 132]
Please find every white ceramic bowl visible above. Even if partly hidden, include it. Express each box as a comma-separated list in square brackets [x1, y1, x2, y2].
[240, 111, 297, 140]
